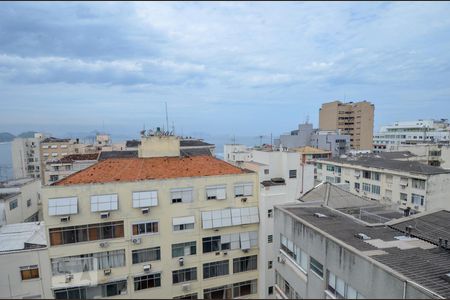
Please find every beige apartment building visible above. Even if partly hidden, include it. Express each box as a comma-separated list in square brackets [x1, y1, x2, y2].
[319, 100, 375, 150]
[41, 134, 260, 299]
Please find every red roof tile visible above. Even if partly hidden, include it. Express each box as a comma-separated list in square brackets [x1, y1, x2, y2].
[54, 156, 249, 186]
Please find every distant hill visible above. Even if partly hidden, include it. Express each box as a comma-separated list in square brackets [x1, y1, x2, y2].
[0, 132, 15, 142]
[0, 131, 38, 142]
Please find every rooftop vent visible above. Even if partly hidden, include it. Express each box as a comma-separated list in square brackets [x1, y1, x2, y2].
[314, 213, 328, 218]
[355, 233, 371, 240]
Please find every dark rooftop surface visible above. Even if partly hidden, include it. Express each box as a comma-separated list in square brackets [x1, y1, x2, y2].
[321, 154, 450, 175]
[282, 206, 450, 298]
[180, 139, 214, 147]
[376, 151, 416, 160]
[125, 140, 141, 147]
[42, 137, 71, 143]
[0, 192, 20, 200]
[180, 148, 213, 157]
[98, 150, 138, 161]
[50, 153, 99, 164]
[261, 178, 286, 187]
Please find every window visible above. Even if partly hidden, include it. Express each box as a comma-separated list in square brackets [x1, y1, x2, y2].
[371, 185, 380, 195]
[51, 250, 126, 275]
[386, 174, 393, 184]
[234, 183, 253, 197]
[172, 241, 196, 257]
[48, 221, 124, 246]
[264, 169, 269, 174]
[233, 255, 257, 273]
[54, 281, 127, 299]
[268, 235, 273, 243]
[42, 145, 49, 149]
[325, 176, 335, 183]
[371, 172, 380, 181]
[132, 221, 159, 236]
[232, 280, 257, 297]
[400, 193, 408, 202]
[326, 165, 335, 172]
[310, 257, 323, 278]
[201, 207, 259, 229]
[354, 182, 360, 191]
[268, 260, 273, 269]
[268, 209, 273, 218]
[327, 270, 364, 299]
[268, 286, 274, 295]
[50, 175, 59, 182]
[134, 273, 161, 291]
[20, 265, 39, 280]
[206, 185, 226, 200]
[51, 145, 57, 149]
[362, 183, 370, 192]
[173, 267, 197, 284]
[289, 170, 297, 178]
[27, 199, 32, 207]
[9, 199, 18, 210]
[203, 285, 232, 299]
[132, 191, 158, 208]
[132, 247, 161, 264]
[411, 194, 425, 206]
[335, 166, 341, 174]
[173, 293, 198, 300]
[51, 152, 58, 157]
[171, 188, 193, 204]
[362, 170, 371, 179]
[65, 165, 71, 171]
[90, 194, 118, 212]
[173, 216, 195, 231]
[202, 236, 221, 253]
[280, 234, 308, 271]
[202, 231, 257, 253]
[317, 163, 322, 170]
[412, 179, 426, 190]
[203, 260, 229, 279]
[48, 197, 78, 216]
[275, 271, 299, 299]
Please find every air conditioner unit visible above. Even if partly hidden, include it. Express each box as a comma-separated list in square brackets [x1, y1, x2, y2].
[99, 242, 109, 248]
[182, 283, 191, 292]
[104, 269, 111, 276]
[141, 208, 150, 214]
[60, 216, 70, 222]
[223, 251, 228, 256]
[143, 264, 151, 272]
[277, 256, 286, 264]
[132, 237, 142, 245]
[100, 212, 110, 219]
[178, 257, 184, 267]
[243, 249, 249, 253]
[241, 197, 247, 203]
[65, 274, 73, 283]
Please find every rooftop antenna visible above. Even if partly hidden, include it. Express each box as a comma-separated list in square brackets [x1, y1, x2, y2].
[306, 114, 310, 124]
[232, 135, 236, 144]
[165, 102, 169, 135]
[172, 121, 175, 135]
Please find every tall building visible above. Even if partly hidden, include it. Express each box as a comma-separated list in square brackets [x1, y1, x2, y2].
[41, 132, 260, 299]
[319, 100, 375, 150]
[11, 133, 45, 179]
[275, 122, 350, 157]
[373, 119, 450, 152]
[224, 145, 314, 298]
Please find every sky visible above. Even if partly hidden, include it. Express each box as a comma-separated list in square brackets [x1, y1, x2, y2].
[1, 1, 450, 140]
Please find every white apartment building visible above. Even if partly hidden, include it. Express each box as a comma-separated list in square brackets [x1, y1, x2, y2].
[0, 222, 52, 299]
[41, 134, 261, 299]
[0, 178, 41, 226]
[396, 143, 450, 168]
[224, 145, 314, 298]
[44, 153, 99, 185]
[315, 154, 450, 214]
[373, 119, 450, 152]
[11, 133, 45, 179]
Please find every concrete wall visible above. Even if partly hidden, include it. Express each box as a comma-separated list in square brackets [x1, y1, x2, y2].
[138, 136, 180, 158]
[1, 179, 41, 225]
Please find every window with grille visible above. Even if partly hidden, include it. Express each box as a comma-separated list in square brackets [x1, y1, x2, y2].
[20, 265, 39, 280]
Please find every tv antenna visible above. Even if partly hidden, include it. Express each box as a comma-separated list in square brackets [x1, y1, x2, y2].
[165, 102, 169, 135]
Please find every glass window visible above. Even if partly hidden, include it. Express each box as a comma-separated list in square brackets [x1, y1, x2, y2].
[173, 293, 198, 299]
[172, 241, 196, 258]
[233, 255, 257, 273]
[134, 273, 161, 291]
[206, 185, 227, 200]
[412, 179, 426, 190]
[9, 199, 18, 210]
[132, 247, 161, 264]
[132, 190, 158, 208]
[268, 235, 273, 243]
[310, 257, 323, 278]
[132, 221, 158, 236]
[400, 193, 408, 201]
[411, 194, 425, 206]
[171, 188, 193, 204]
[371, 185, 380, 195]
[203, 260, 229, 279]
[172, 267, 197, 284]
[268, 209, 273, 218]
[289, 170, 297, 178]
[20, 265, 39, 280]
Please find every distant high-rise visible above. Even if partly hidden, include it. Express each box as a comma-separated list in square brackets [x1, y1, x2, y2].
[319, 100, 375, 150]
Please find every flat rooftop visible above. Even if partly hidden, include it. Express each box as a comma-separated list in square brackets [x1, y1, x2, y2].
[54, 156, 251, 186]
[0, 222, 47, 252]
[319, 154, 450, 175]
[50, 153, 99, 164]
[280, 205, 450, 298]
[291, 146, 331, 155]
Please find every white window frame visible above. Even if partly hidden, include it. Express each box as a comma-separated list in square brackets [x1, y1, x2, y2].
[234, 183, 253, 197]
[132, 190, 158, 208]
[48, 197, 78, 216]
[90, 194, 118, 212]
[201, 207, 259, 229]
[206, 185, 227, 200]
[173, 216, 195, 232]
[170, 188, 193, 204]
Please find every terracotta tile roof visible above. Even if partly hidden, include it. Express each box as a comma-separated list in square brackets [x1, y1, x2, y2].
[54, 156, 250, 186]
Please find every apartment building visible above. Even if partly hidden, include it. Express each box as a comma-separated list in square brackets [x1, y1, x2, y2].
[0, 222, 52, 299]
[39, 138, 82, 179]
[395, 143, 450, 168]
[11, 133, 45, 179]
[0, 178, 41, 225]
[44, 153, 99, 185]
[315, 153, 450, 214]
[41, 133, 260, 299]
[374, 119, 450, 152]
[275, 122, 350, 157]
[228, 148, 315, 299]
[319, 100, 375, 150]
[273, 201, 450, 299]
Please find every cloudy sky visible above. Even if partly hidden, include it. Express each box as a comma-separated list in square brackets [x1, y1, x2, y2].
[1, 1, 450, 139]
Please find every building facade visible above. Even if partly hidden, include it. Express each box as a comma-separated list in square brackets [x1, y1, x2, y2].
[315, 154, 450, 214]
[374, 119, 450, 153]
[41, 134, 261, 299]
[44, 153, 99, 185]
[11, 133, 45, 179]
[395, 143, 450, 168]
[273, 203, 450, 299]
[319, 101, 375, 150]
